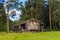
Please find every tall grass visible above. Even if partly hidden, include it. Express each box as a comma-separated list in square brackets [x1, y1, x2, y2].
[0, 31, 60, 40]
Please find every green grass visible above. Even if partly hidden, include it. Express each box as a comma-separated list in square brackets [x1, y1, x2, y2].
[0, 31, 60, 40]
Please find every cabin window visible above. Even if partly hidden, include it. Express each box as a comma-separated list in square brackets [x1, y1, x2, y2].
[40, 24, 43, 26]
[21, 24, 26, 29]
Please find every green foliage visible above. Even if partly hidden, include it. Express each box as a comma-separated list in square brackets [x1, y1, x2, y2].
[52, 0, 60, 20]
[0, 0, 60, 31]
[20, 0, 44, 22]
[0, 4, 7, 31]
[51, 0, 60, 27]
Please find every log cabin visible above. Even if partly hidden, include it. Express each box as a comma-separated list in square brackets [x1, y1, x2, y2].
[12, 19, 44, 32]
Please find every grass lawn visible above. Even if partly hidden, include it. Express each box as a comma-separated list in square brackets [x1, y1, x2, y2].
[0, 31, 60, 40]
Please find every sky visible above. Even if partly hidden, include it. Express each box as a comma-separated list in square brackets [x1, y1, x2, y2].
[1, 0, 26, 21]
[0, 0, 26, 2]
[0, 0, 48, 21]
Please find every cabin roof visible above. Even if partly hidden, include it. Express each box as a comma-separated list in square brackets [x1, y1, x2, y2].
[19, 19, 41, 25]
[12, 19, 44, 27]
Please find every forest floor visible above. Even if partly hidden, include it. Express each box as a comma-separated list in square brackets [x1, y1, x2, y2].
[0, 31, 60, 40]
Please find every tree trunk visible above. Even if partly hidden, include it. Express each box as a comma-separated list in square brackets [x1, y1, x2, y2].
[7, 14, 9, 33]
[48, 0, 52, 31]
[7, 6, 9, 33]
[30, 1, 34, 19]
[36, 0, 38, 19]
